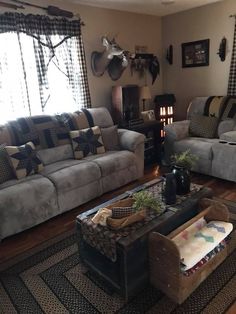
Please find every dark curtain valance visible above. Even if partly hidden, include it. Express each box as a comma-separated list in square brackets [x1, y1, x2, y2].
[0, 12, 82, 36]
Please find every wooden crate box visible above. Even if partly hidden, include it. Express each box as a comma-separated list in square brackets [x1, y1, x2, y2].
[148, 198, 236, 304]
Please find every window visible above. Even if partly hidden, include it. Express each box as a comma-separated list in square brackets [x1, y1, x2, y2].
[0, 13, 91, 124]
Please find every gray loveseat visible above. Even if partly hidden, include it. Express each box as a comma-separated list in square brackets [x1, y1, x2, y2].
[0, 108, 145, 240]
[164, 96, 236, 182]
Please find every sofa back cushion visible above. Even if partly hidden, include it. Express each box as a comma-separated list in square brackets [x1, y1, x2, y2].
[221, 96, 236, 120]
[187, 97, 208, 120]
[37, 144, 74, 165]
[101, 125, 120, 151]
[189, 114, 219, 138]
[217, 119, 236, 137]
[87, 108, 114, 128]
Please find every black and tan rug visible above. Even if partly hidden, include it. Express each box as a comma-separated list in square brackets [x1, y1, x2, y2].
[0, 229, 236, 314]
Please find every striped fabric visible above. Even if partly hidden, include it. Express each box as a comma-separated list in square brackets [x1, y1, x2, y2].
[0, 110, 95, 149]
[228, 19, 236, 95]
[60, 109, 94, 131]
[203, 96, 236, 120]
[7, 115, 70, 149]
[203, 96, 226, 118]
[220, 96, 236, 120]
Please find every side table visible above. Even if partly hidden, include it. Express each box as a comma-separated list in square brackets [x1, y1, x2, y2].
[126, 120, 164, 165]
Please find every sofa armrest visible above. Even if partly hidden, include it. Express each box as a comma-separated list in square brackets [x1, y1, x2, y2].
[164, 120, 190, 165]
[118, 129, 145, 178]
[164, 120, 190, 141]
[220, 131, 236, 142]
[118, 129, 145, 152]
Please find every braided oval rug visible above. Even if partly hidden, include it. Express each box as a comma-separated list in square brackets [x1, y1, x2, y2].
[0, 227, 236, 314]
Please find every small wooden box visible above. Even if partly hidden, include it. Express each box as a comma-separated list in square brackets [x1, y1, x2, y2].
[149, 198, 236, 304]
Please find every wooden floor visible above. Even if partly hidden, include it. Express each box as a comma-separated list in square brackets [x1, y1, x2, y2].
[0, 164, 236, 312]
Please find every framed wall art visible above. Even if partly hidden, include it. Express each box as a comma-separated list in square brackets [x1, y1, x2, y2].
[182, 39, 210, 68]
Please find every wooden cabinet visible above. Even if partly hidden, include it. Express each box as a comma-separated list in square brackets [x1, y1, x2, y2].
[112, 85, 140, 125]
[128, 121, 163, 165]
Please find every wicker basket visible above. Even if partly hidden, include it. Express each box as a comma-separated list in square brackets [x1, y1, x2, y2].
[106, 198, 147, 230]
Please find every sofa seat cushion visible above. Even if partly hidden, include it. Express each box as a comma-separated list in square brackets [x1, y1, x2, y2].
[42, 159, 101, 193]
[84, 151, 136, 177]
[174, 138, 218, 160]
[0, 174, 58, 239]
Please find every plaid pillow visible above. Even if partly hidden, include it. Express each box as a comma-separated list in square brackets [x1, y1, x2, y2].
[70, 126, 105, 159]
[112, 207, 135, 219]
[0, 145, 14, 184]
[5, 141, 44, 179]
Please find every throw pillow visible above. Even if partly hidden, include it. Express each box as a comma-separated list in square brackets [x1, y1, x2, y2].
[0, 145, 14, 184]
[101, 125, 120, 151]
[5, 141, 44, 179]
[189, 114, 219, 138]
[70, 126, 105, 159]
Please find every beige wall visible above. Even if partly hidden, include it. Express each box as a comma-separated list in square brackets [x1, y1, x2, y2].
[0, 1, 162, 112]
[162, 0, 235, 120]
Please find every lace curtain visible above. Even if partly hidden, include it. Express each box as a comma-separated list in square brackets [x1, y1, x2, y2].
[228, 18, 236, 95]
[0, 13, 91, 124]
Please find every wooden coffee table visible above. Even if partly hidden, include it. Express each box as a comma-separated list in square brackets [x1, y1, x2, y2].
[76, 179, 212, 300]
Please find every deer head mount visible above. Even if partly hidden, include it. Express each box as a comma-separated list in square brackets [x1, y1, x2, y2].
[91, 36, 129, 80]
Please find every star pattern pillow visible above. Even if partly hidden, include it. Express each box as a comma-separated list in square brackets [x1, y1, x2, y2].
[5, 141, 44, 179]
[70, 126, 105, 159]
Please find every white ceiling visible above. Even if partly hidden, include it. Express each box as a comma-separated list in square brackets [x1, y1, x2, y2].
[70, 0, 223, 17]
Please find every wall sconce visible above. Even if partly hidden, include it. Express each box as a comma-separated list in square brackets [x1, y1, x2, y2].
[166, 45, 173, 64]
[140, 86, 151, 111]
[217, 37, 227, 62]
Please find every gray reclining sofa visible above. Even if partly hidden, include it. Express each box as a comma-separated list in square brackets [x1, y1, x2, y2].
[164, 96, 236, 182]
[0, 108, 145, 240]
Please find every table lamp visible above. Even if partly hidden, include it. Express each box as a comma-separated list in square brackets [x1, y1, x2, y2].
[140, 86, 151, 111]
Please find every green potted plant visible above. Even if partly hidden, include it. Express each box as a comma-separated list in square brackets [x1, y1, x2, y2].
[132, 191, 161, 213]
[171, 150, 198, 195]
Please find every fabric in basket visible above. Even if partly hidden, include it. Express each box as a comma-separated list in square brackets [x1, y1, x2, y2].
[182, 239, 227, 276]
[70, 126, 105, 159]
[172, 217, 207, 247]
[112, 206, 135, 218]
[175, 220, 233, 271]
[5, 141, 44, 179]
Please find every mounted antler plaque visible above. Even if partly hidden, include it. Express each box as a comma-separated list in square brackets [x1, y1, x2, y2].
[91, 36, 128, 80]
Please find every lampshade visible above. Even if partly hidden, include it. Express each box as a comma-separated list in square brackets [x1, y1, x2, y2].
[140, 86, 151, 101]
